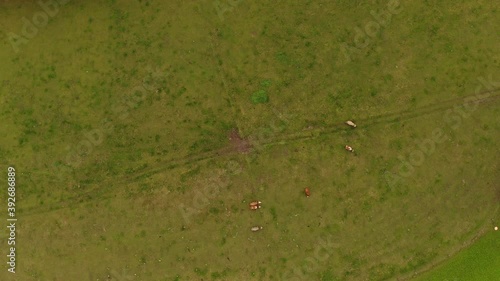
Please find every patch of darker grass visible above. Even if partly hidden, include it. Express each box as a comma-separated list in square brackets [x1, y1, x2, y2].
[270, 206, 278, 221]
[259, 266, 266, 278]
[321, 269, 336, 281]
[275, 51, 293, 65]
[251, 89, 269, 104]
[261, 79, 272, 87]
[210, 268, 230, 280]
[209, 207, 220, 215]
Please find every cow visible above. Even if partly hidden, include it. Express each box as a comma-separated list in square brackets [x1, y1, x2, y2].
[345, 120, 357, 128]
[249, 201, 262, 210]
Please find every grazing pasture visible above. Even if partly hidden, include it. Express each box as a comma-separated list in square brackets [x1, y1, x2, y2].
[0, 0, 498, 280]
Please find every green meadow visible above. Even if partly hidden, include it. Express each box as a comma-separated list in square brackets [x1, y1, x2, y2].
[416, 230, 500, 281]
[0, 0, 498, 280]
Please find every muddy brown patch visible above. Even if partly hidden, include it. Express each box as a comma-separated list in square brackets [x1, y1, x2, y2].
[228, 128, 252, 154]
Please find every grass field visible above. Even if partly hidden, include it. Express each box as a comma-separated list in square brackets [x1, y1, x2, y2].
[0, 0, 498, 280]
[415, 230, 500, 281]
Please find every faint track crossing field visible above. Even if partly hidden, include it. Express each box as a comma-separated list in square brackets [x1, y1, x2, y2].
[21, 88, 500, 217]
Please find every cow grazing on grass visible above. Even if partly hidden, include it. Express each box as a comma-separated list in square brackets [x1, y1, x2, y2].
[249, 201, 262, 210]
[304, 188, 311, 197]
[345, 120, 357, 128]
[251, 226, 263, 232]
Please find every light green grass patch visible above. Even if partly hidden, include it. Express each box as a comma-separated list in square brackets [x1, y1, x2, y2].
[415, 230, 500, 281]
